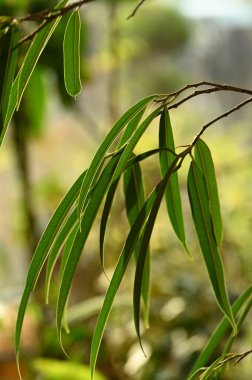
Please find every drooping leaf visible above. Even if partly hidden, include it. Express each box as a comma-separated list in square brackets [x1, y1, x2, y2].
[188, 285, 252, 378]
[159, 109, 190, 257]
[0, 25, 18, 133]
[90, 183, 160, 379]
[56, 151, 125, 348]
[133, 157, 179, 350]
[45, 209, 78, 303]
[187, 161, 236, 333]
[2, 0, 70, 146]
[63, 10, 82, 97]
[99, 108, 148, 267]
[77, 95, 155, 218]
[15, 169, 85, 368]
[194, 139, 223, 247]
[124, 160, 151, 327]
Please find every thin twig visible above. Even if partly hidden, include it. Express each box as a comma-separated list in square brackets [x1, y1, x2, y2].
[127, 0, 146, 20]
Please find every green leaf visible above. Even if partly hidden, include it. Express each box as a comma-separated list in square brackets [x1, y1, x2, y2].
[187, 161, 236, 333]
[133, 157, 179, 351]
[77, 95, 155, 217]
[63, 10, 82, 97]
[117, 107, 146, 148]
[159, 109, 190, 257]
[45, 209, 78, 303]
[2, 0, 70, 146]
[15, 169, 85, 369]
[123, 160, 151, 327]
[90, 183, 160, 379]
[188, 285, 252, 378]
[194, 139, 223, 247]
[56, 151, 124, 348]
[0, 25, 18, 133]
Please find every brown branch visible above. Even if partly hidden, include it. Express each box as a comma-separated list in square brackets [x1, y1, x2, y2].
[191, 96, 252, 146]
[127, 0, 147, 20]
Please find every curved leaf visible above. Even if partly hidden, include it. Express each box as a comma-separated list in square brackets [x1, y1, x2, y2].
[77, 95, 155, 217]
[194, 139, 223, 247]
[90, 183, 160, 379]
[0, 25, 18, 133]
[133, 158, 179, 350]
[2, 0, 70, 145]
[56, 151, 125, 348]
[124, 160, 150, 327]
[187, 161, 236, 333]
[159, 109, 190, 256]
[63, 10, 82, 97]
[188, 285, 252, 378]
[15, 169, 85, 368]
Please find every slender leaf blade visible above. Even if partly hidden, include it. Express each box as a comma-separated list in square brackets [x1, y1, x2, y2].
[187, 161, 236, 333]
[124, 160, 151, 327]
[2, 0, 70, 145]
[0, 25, 18, 132]
[56, 152, 124, 347]
[188, 285, 252, 378]
[194, 139, 223, 247]
[90, 184, 159, 379]
[15, 169, 85, 365]
[77, 95, 155, 217]
[63, 10, 82, 97]
[159, 109, 190, 256]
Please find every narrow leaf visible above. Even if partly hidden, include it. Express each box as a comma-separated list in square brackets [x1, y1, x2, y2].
[90, 183, 160, 379]
[56, 151, 124, 348]
[159, 109, 190, 256]
[45, 209, 78, 303]
[0, 25, 18, 133]
[15, 169, 85, 366]
[194, 139, 223, 247]
[188, 285, 252, 378]
[2, 0, 70, 145]
[77, 95, 155, 217]
[133, 158, 179, 350]
[187, 161, 236, 333]
[124, 160, 151, 327]
[63, 10, 82, 97]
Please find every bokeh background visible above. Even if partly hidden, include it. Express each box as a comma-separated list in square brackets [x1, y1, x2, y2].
[0, 0, 252, 379]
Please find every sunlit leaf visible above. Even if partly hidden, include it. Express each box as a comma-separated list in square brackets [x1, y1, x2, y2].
[56, 151, 124, 349]
[188, 285, 252, 378]
[124, 159, 150, 327]
[63, 10, 82, 97]
[187, 161, 236, 333]
[2, 0, 70, 146]
[90, 183, 160, 379]
[194, 139, 223, 247]
[77, 95, 155, 218]
[159, 108, 190, 256]
[0, 25, 18, 133]
[15, 169, 85, 369]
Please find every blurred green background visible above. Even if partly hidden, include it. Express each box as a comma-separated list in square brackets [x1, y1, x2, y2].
[0, 0, 251, 379]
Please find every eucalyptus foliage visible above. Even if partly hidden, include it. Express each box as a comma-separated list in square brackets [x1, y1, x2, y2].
[0, 1, 251, 379]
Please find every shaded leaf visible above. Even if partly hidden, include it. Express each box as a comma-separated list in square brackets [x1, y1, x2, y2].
[63, 10, 82, 97]
[124, 160, 150, 327]
[159, 109, 190, 256]
[194, 139, 223, 247]
[133, 157, 179, 350]
[90, 183, 160, 379]
[0, 25, 18, 133]
[187, 161, 236, 333]
[2, 0, 70, 146]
